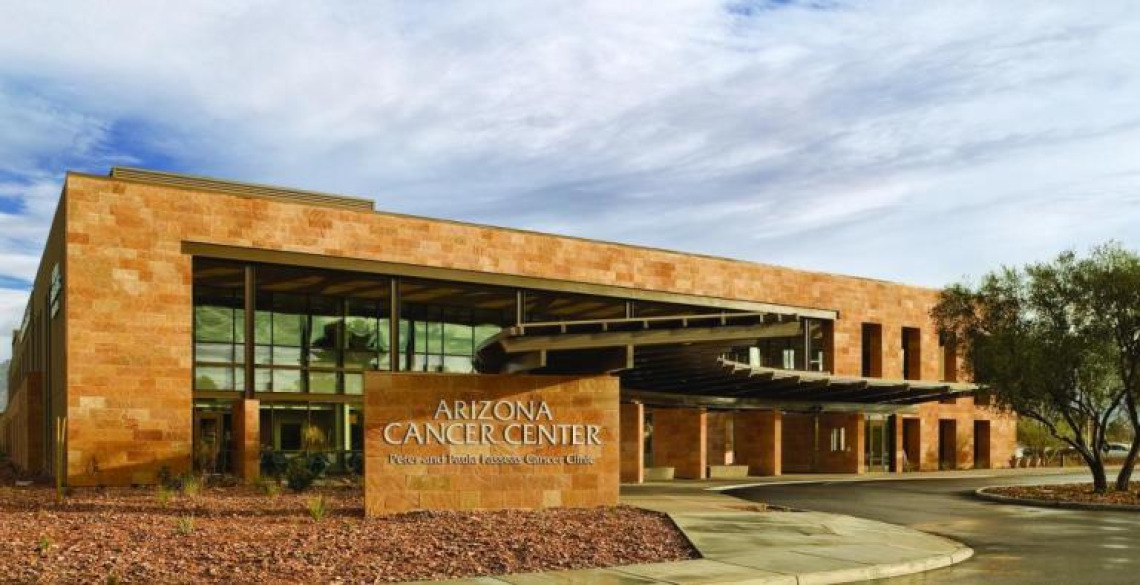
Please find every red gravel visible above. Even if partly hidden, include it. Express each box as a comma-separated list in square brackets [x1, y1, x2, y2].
[0, 482, 697, 583]
[990, 482, 1140, 505]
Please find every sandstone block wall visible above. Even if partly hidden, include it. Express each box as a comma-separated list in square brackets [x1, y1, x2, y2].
[364, 373, 619, 516]
[619, 402, 644, 483]
[651, 407, 707, 479]
[51, 173, 1013, 485]
[734, 410, 781, 476]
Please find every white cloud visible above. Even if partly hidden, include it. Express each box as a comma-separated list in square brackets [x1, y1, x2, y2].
[0, 0, 1137, 351]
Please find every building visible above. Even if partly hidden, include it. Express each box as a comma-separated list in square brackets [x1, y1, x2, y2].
[0, 168, 1015, 487]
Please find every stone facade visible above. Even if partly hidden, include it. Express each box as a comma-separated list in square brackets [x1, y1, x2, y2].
[619, 402, 644, 483]
[651, 408, 707, 479]
[0, 373, 44, 474]
[0, 170, 1015, 485]
[363, 372, 619, 515]
[734, 410, 781, 476]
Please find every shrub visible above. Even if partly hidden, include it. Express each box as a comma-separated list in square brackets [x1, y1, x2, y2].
[37, 536, 52, 555]
[285, 456, 317, 493]
[307, 495, 327, 522]
[156, 485, 174, 507]
[257, 477, 282, 498]
[105, 573, 121, 585]
[175, 515, 195, 536]
[180, 474, 202, 498]
[157, 466, 174, 488]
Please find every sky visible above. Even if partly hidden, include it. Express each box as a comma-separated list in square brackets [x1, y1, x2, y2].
[2, 1, 1140, 360]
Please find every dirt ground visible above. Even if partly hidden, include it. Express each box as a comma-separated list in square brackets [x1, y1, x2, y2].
[989, 482, 1140, 506]
[0, 471, 697, 583]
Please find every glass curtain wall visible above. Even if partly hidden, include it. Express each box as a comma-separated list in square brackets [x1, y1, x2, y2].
[193, 261, 246, 392]
[258, 402, 364, 474]
[398, 279, 515, 373]
[254, 265, 391, 395]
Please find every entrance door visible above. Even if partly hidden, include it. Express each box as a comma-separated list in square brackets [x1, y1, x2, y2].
[864, 417, 889, 472]
[193, 410, 230, 474]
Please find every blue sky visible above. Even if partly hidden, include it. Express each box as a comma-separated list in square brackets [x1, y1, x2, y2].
[2, 1, 1140, 360]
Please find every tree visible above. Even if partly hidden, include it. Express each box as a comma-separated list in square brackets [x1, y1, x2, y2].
[1076, 243, 1140, 489]
[933, 252, 1126, 493]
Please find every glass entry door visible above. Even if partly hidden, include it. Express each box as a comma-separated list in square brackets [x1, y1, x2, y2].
[193, 408, 231, 474]
[865, 417, 889, 472]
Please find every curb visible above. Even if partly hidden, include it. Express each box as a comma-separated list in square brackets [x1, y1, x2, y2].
[974, 487, 1140, 512]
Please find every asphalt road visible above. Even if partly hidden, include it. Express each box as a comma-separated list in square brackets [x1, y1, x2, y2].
[729, 473, 1140, 584]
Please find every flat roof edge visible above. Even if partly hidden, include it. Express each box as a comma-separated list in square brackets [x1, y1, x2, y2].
[106, 167, 375, 212]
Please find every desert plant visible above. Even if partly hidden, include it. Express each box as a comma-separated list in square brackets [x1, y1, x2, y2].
[105, 573, 121, 585]
[54, 417, 67, 501]
[156, 485, 175, 507]
[257, 477, 283, 498]
[306, 495, 327, 522]
[301, 424, 328, 451]
[175, 515, 195, 536]
[285, 456, 317, 493]
[36, 535, 52, 555]
[180, 473, 202, 498]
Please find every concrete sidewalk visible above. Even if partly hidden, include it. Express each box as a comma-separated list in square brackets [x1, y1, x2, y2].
[404, 478, 978, 585]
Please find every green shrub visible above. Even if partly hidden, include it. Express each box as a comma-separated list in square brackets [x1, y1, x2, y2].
[37, 536, 52, 555]
[307, 495, 327, 522]
[285, 456, 318, 493]
[257, 477, 282, 498]
[175, 515, 195, 536]
[180, 474, 202, 498]
[156, 485, 175, 507]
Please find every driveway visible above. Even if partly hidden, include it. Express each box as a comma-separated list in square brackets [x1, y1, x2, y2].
[729, 472, 1140, 584]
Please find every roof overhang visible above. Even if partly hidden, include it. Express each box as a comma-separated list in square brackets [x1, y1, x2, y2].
[476, 313, 975, 408]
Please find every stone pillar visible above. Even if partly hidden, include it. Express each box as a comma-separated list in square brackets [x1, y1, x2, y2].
[817, 412, 864, 474]
[735, 410, 782, 476]
[706, 412, 732, 466]
[232, 399, 260, 483]
[653, 408, 707, 479]
[620, 402, 644, 484]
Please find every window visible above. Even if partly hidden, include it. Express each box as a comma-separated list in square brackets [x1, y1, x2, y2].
[861, 323, 882, 377]
[254, 291, 391, 393]
[399, 279, 514, 373]
[193, 285, 244, 392]
[402, 304, 509, 373]
[830, 427, 846, 452]
[806, 318, 828, 372]
[49, 263, 62, 317]
[902, 327, 921, 380]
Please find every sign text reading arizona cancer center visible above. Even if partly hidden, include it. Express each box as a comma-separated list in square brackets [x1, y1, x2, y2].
[364, 372, 619, 515]
[382, 399, 603, 447]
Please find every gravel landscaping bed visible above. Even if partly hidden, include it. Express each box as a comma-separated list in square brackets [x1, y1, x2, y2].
[985, 482, 1140, 507]
[0, 481, 697, 583]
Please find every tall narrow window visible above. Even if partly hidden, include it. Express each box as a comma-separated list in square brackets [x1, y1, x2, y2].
[192, 259, 245, 392]
[939, 333, 958, 382]
[861, 323, 883, 377]
[902, 327, 921, 380]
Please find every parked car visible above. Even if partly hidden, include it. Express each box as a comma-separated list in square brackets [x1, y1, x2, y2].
[1103, 442, 1130, 454]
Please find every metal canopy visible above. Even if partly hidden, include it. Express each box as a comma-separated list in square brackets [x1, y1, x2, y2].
[475, 313, 975, 407]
